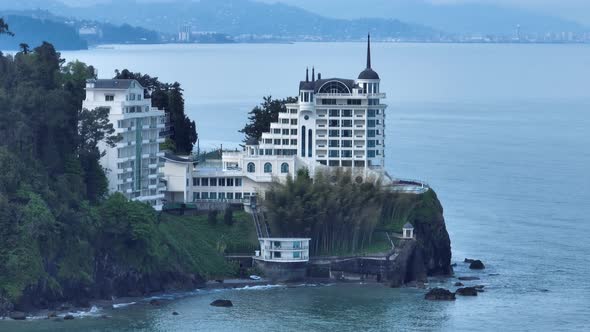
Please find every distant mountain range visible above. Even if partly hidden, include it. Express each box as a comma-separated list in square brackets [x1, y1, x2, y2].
[0, 0, 439, 41]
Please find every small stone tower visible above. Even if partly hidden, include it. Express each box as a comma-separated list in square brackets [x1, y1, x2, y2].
[402, 222, 415, 239]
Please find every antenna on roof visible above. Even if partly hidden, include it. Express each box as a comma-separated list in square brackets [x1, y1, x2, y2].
[306, 67, 309, 82]
[312, 67, 315, 82]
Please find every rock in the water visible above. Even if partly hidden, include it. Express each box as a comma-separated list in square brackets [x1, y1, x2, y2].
[458, 276, 480, 281]
[172, 311, 179, 315]
[64, 314, 75, 320]
[456, 287, 478, 296]
[210, 299, 233, 307]
[149, 299, 161, 306]
[469, 260, 485, 270]
[454, 282, 464, 287]
[464, 258, 475, 263]
[9, 311, 27, 320]
[425, 288, 456, 301]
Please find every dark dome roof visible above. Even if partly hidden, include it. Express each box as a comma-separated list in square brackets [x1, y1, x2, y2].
[358, 68, 380, 80]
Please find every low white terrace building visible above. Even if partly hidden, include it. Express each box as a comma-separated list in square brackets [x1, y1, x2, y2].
[83, 79, 166, 210]
[256, 238, 311, 262]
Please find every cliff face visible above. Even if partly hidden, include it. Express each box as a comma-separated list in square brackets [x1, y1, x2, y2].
[411, 189, 453, 276]
[387, 189, 452, 287]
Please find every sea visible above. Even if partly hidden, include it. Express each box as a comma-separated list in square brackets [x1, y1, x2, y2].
[2, 42, 589, 331]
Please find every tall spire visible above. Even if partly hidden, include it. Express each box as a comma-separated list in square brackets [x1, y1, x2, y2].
[306, 67, 309, 82]
[312, 66, 315, 82]
[366, 33, 372, 69]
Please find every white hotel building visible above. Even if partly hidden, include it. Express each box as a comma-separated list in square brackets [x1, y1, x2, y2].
[83, 79, 167, 209]
[165, 35, 389, 204]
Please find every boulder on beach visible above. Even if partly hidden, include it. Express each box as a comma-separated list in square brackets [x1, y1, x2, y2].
[469, 260, 485, 270]
[458, 276, 480, 281]
[64, 314, 75, 320]
[454, 282, 464, 287]
[425, 288, 456, 301]
[9, 311, 27, 320]
[210, 299, 233, 307]
[456, 287, 478, 296]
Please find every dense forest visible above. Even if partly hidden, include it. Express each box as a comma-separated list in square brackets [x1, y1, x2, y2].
[264, 168, 450, 258]
[0, 22, 206, 312]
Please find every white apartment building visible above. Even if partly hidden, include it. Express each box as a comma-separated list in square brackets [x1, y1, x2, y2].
[83, 79, 166, 210]
[163, 35, 389, 205]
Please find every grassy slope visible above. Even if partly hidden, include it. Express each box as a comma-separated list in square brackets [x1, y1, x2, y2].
[158, 211, 259, 279]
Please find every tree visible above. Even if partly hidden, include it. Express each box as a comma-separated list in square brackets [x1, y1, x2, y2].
[0, 18, 14, 36]
[19, 43, 29, 54]
[239, 96, 297, 142]
[78, 107, 120, 155]
[224, 207, 234, 226]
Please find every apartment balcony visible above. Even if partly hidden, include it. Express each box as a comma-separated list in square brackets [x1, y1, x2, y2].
[148, 173, 158, 179]
[116, 141, 135, 148]
[157, 137, 165, 143]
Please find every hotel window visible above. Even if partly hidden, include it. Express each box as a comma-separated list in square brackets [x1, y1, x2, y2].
[290, 108, 297, 114]
[329, 120, 339, 127]
[265, 149, 273, 155]
[235, 193, 242, 199]
[210, 178, 217, 186]
[193, 178, 199, 186]
[264, 163, 272, 173]
[202, 192, 209, 199]
[105, 95, 115, 101]
[282, 129, 289, 135]
[368, 150, 376, 158]
[368, 99, 379, 105]
[290, 139, 297, 145]
[342, 120, 352, 127]
[329, 160, 340, 166]
[368, 130, 376, 138]
[193, 192, 200, 201]
[274, 252, 282, 258]
[290, 129, 297, 135]
[329, 109, 340, 117]
[341, 160, 352, 167]
[342, 109, 352, 117]
[247, 163, 255, 173]
[290, 119, 297, 125]
[342, 150, 352, 158]
[322, 99, 337, 105]
[329, 150, 340, 158]
[318, 160, 327, 165]
[265, 139, 272, 144]
[281, 119, 289, 124]
[201, 178, 209, 186]
[368, 120, 376, 128]
[273, 129, 281, 134]
[274, 139, 281, 145]
[227, 178, 234, 186]
[342, 140, 352, 148]
[329, 140, 340, 148]
[227, 192, 234, 199]
[341, 130, 352, 138]
[368, 140, 376, 148]
[368, 109, 376, 117]
[281, 163, 289, 173]
[210, 192, 217, 200]
[347, 99, 361, 105]
[293, 252, 301, 258]
[219, 178, 226, 186]
[329, 130, 339, 137]
[219, 192, 226, 199]
[235, 178, 242, 186]
[282, 139, 289, 145]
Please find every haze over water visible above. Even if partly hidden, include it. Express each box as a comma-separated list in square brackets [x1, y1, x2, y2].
[8, 42, 587, 331]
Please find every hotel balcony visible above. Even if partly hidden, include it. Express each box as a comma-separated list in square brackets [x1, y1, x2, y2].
[315, 92, 386, 98]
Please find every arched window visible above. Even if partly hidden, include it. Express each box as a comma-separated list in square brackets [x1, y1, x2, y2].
[281, 163, 289, 174]
[264, 162, 272, 173]
[318, 80, 351, 94]
[247, 162, 255, 173]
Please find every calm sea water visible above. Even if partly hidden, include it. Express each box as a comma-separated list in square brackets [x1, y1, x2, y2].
[5, 42, 590, 331]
